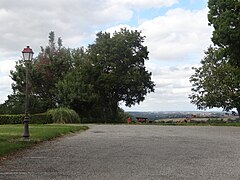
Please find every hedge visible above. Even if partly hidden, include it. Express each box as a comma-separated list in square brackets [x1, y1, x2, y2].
[0, 113, 53, 125]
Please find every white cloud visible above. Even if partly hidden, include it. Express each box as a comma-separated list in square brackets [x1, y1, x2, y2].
[103, 7, 212, 65]
[0, 60, 15, 74]
[0, 76, 12, 101]
[138, 8, 213, 61]
[0, 1, 211, 61]
[122, 64, 199, 111]
[110, 0, 179, 9]
[105, 24, 134, 33]
[0, 0, 134, 57]
[0, 60, 15, 103]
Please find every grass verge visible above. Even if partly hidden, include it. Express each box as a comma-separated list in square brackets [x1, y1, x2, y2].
[0, 124, 88, 158]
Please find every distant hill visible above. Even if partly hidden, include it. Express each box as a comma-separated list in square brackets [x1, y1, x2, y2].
[127, 111, 226, 121]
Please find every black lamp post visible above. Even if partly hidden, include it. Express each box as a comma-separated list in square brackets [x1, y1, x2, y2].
[22, 46, 34, 140]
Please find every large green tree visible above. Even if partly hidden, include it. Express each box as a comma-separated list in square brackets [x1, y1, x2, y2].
[189, 0, 240, 116]
[208, 0, 240, 66]
[58, 28, 155, 121]
[8, 32, 72, 113]
[189, 47, 240, 116]
[30, 32, 73, 109]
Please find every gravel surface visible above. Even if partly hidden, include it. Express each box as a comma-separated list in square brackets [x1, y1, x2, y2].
[0, 125, 240, 180]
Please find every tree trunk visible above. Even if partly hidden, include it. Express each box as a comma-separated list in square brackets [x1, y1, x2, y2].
[237, 107, 240, 118]
[107, 95, 119, 122]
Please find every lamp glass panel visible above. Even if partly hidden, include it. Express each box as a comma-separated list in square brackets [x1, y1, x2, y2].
[22, 52, 33, 61]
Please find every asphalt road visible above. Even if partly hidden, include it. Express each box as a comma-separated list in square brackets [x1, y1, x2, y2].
[0, 125, 240, 180]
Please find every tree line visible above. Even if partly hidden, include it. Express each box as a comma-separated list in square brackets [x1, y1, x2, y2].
[0, 29, 155, 122]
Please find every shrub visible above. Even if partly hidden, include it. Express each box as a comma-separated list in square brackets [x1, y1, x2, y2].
[0, 114, 24, 124]
[31, 113, 53, 124]
[117, 108, 133, 123]
[0, 113, 52, 125]
[47, 107, 80, 124]
[78, 108, 131, 124]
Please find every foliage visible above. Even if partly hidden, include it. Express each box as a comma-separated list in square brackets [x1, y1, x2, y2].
[56, 51, 99, 120]
[30, 32, 73, 109]
[30, 113, 53, 124]
[2, 29, 154, 122]
[8, 31, 73, 114]
[0, 113, 53, 125]
[189, 0, 240, 115]
[0, 114, 24, 124]
[189, 47, 240, 116]
[0, 95, 24, 114]
[88, 29, 155, 107]
[0, 94, 50, 114]
[47, 107, 80, 124]
[208, 0, 240, 66]
[57, 28, 155, 121]
[117, 108, 134, 123]
[0, 124, 88, 157]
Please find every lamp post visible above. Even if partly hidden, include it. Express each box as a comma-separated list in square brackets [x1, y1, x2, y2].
[22, 46, 34, 140]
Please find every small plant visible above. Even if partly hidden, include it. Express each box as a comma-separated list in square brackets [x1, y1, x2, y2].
[47, 107, 80, 124]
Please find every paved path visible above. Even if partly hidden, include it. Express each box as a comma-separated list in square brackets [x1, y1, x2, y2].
[0, 125, 240, 180]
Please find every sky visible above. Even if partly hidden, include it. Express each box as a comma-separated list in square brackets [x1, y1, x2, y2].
[0, 0, 216, 112]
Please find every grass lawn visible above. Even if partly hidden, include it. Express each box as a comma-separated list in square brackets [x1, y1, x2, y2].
[0, 124, 88, 158]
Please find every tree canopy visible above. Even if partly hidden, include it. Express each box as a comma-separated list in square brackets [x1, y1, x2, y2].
[57, 29, 155, 121]
[189, 47, 240, 115]
[208, 0, 240, 66]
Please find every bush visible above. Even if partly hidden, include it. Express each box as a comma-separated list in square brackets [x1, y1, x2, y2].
[78, 108, 132, 124]
[47, 107, 80, 124]
[0, 113, 52, 125]
[31, 113, 53, 124]
[0, 114, 23, 124]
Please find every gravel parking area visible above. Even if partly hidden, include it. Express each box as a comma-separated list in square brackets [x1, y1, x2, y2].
[0, 125, 240, 180]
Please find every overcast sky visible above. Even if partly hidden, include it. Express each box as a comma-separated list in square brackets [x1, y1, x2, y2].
[0, 0, 215, 111]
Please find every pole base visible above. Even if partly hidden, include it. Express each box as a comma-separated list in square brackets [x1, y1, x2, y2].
[23, 116, 30, 139]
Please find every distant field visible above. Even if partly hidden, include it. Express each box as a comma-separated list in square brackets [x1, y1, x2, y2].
[155, 116, 238, 123]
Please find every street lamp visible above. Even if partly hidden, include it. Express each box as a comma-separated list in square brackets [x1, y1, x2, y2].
[22, 46, 34, 140]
